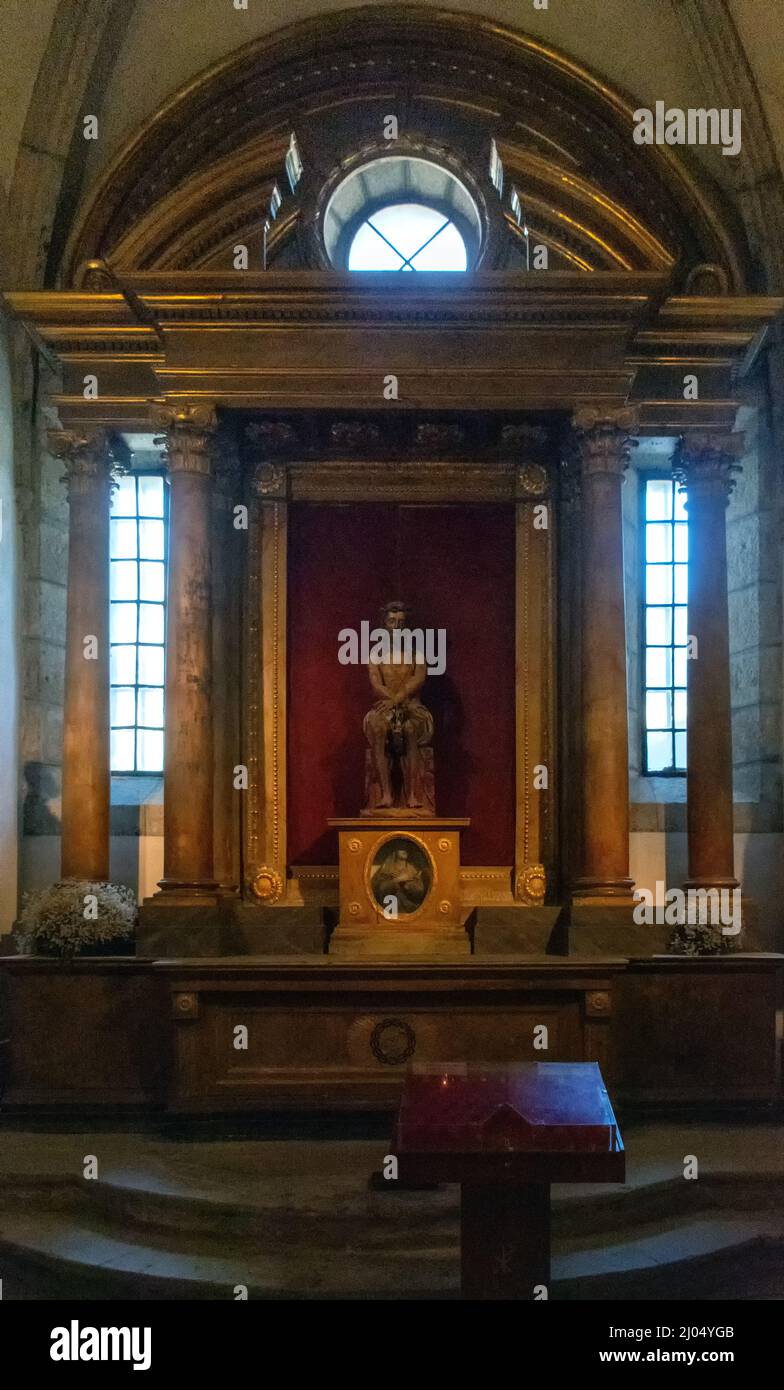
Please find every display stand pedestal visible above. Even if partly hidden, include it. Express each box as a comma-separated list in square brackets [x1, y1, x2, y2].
[328, 816, 470, 958]
[392, 1061, 625, 1299]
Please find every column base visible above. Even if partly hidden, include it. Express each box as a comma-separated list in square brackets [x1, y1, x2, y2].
[571, 877, 635, 902]
[683, 877, 740, 892]
[148, 880, 221, 908]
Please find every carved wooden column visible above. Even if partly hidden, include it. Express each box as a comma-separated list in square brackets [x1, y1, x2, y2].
[49, 429, 113, 881]
[675, 434, 741, 892]
[571, 408, 636, 902]
[212, 438, 242, 892]
[152, 404, 219, 903]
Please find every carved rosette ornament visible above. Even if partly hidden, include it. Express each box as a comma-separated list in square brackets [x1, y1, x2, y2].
[585, 990, 612, 1018]
[151, 402, 218, 476]
[172, 992, 200, 1021]
[251, 460, 287, 499]
[48, 428, 115, 497]
[515, 863, 547, 905]
[673, 433, 743, 505]
[572, 407, 638, 478]
[516, 462, 549, 498]
[250, 867, 284, 902]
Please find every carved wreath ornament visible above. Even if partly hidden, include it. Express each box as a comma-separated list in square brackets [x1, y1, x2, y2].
[370, 1018, 417, 1066]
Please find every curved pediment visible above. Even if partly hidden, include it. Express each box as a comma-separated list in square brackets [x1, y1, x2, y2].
[64, 6, 750, 289]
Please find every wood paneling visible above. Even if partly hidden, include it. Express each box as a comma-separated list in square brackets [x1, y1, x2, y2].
[615, 957, 783, 1104]
[1, 961, 168, 1110]
[1, 955, 780, 1113]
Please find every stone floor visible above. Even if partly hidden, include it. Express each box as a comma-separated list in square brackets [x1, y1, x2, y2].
[0, 1119, 782, 1298]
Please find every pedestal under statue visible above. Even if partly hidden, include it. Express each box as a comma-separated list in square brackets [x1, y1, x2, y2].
[362, 600, 435, 816]
[330, 597, 468, 957]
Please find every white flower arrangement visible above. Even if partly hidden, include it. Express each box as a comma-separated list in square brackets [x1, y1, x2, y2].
[666, 919, 734, 956]
[15, 880, 137, 958]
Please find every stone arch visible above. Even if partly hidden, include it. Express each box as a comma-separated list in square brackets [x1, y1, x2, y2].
[669, 0, 784, 290]
[5, 0, 140, 289]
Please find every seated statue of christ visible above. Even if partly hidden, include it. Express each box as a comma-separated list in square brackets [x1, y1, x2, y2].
[362, 600, 435, 816]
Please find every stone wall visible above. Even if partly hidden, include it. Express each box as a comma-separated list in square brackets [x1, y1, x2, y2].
[0, 310, 19, 935]
[729, 401, 782, 822]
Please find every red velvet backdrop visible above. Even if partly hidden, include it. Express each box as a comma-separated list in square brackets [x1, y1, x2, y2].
[287, 503, 516, 865]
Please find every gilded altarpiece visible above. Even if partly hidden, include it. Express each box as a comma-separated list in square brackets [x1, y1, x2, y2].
[240, 444, 556, 916]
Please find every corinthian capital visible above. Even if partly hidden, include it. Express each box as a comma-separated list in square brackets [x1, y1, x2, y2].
[673, 432, 743, 501]
[572, 407, 638, 478]
[48, 427, 114, 498]
[150, 401, 218, 477]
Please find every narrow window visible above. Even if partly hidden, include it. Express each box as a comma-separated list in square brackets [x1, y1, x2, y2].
[109, 473, 167, 772]
[643, 476, 688, 774]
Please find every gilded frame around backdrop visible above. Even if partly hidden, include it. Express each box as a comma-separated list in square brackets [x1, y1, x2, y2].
[241, 456, 556, 911]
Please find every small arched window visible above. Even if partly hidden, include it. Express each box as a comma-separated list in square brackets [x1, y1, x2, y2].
[323, 155, 482, 271]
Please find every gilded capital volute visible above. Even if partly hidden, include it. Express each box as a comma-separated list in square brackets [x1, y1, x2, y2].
[572, 407, 639, 479]
[150, 402, 218, 477]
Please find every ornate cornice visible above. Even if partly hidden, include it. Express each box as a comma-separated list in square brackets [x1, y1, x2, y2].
[572, 407, 639, 478]
[150, 402, 218, 476]
[6, 275, 780, 427]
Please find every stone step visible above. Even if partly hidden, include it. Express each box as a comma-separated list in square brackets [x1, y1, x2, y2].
[6, 1168, 777, 1250]
[1, 1203, 783, 1299]
[3, 1168, 783, 1264]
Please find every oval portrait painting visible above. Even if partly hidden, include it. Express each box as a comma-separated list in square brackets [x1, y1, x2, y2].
[369, 836, 433, 916]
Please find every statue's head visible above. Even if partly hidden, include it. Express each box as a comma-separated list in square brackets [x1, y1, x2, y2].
[382, 600, 411, 631]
